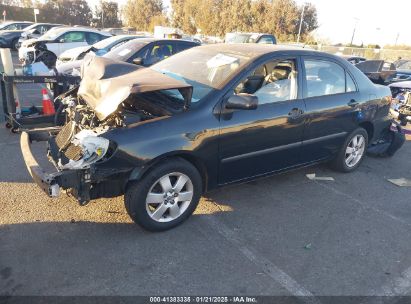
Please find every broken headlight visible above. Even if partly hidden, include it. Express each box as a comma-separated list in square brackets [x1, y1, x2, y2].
[61, 129, 110, 169]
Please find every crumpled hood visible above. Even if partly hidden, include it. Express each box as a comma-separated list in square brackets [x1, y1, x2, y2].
[78, 56, 193, 121]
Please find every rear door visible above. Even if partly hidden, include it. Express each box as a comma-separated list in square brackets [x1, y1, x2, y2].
[300, 56, 361, 162]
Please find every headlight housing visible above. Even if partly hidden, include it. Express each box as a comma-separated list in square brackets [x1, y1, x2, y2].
[61, 129, 110, 169]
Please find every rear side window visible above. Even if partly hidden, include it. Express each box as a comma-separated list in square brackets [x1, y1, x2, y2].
[86, 32, 103, 44]
[304, 59, 346, 98]
[346, 72, 357, 92]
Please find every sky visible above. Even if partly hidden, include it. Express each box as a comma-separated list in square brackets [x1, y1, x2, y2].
[87, 0, 410, 46]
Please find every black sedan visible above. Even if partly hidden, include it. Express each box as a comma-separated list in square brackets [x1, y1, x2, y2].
[21, 44, 400, 231]
[56, 38, 200, 75]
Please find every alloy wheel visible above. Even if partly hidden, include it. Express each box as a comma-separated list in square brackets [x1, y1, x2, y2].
[145, 172, 194, 222]
[345, 134, 365, 168]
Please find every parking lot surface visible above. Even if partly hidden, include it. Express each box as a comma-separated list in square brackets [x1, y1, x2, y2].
[1, 53, 411, 298]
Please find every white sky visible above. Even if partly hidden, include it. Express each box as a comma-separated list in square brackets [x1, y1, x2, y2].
[88, 0, 409, 46]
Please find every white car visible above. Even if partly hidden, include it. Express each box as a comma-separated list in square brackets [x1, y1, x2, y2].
[56, 34, 143, 66]
[17, 23, 62, 48]
[18, 27, 111, 68]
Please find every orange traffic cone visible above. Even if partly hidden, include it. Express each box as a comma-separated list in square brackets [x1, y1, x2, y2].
[41, 88, 55, 115]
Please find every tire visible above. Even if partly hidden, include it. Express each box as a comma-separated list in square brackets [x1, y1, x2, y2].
[330, 127, 368, 173]
[11, 38, 18, 50]
[125, 158, 202, 232]
[38, 51, 57, 69]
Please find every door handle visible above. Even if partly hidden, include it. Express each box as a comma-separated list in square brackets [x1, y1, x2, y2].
[348, 99, 359, 107]
[288, 108, 304, 118]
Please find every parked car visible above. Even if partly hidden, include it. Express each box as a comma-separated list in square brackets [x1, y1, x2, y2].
[17, 23, 63, 48]
[355, 60, 397, 85]
[0, 21, 32, 31]
[225, 32, 276, 44]
[18, 27, 111, 68]
[389, 81, 411, 126]
[56, 38, 199, 76]
[56, 34, 146, 65]
[340, 55, 366, 65]
[391, 59, 411, 82]
[21, 44, 403, 231]
[0, 21, 33, 49]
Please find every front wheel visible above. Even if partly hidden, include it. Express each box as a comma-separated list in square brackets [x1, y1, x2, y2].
[330, 128, 368, 172]
[125, 158, 202, 231]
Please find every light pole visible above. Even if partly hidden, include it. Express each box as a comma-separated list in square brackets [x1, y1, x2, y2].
[297, 4, 306, 44]
[101, 0, 105, 28]
[350, 17, 359, 46]
[395, 32, 400, 46]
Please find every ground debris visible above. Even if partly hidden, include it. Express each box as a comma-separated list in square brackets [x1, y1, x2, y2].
[306, 173, 335, 181]
[387, 178, 411, 187]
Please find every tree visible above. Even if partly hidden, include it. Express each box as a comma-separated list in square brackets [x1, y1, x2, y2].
[124, 0, 164, 32]
[41, 0, 92, 26]
[167, 0, 318, 42]
[296, 3, 318, 42]
[94, 1, 121, 28]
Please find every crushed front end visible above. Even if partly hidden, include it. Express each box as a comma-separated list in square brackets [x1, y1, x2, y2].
[20, 56, 192, 205]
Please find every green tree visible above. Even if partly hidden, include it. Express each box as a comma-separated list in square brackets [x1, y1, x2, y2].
[41, 0, 92, 26]
[124, 0, 164, 32]
[95, 1, 121, 28]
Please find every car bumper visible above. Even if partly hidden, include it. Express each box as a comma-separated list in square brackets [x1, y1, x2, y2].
[21, 129, 129, 203]
[20, 130, 85, 198]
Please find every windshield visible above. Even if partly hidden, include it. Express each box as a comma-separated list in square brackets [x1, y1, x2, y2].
[396, 60, 411, 70]
[104, 39, 147, 61]
[40, 27, 66, 40]
[226, 33, 258, 44]
[93, 35, 129, 50]
[151, 47, 251, 103]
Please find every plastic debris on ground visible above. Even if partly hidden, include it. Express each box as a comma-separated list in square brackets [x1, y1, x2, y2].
[306, 173, 335, 181]
[387, 178, 411, 187]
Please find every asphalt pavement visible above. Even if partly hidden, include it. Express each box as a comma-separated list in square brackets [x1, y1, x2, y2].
[1, 53, 411, 299]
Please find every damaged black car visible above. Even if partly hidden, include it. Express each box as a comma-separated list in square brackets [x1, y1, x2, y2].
[21, 44, 405, 231]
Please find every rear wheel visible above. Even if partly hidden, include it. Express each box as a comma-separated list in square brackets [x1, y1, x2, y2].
[331, 128, 368, 172]
[125, 158, 202, 231]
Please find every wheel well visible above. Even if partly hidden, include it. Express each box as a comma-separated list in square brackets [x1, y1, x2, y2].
[128, 154, 208, 192]
[359, 121, 374, 141]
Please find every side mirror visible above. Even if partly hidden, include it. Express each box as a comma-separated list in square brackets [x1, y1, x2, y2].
[132, 57, 144, 65]
[225, 94, 258, 110]
[58, 38, 65, 43]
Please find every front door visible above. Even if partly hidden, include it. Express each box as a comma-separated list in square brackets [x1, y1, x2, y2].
[218, 57, 306, 184]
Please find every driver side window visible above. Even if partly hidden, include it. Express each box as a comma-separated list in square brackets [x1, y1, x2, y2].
[234, 59, 298, 105]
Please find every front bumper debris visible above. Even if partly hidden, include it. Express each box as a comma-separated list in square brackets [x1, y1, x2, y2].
[20, 129, 84, 198]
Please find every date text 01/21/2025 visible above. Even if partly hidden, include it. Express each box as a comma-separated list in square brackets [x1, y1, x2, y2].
[149, 296, 257, 303]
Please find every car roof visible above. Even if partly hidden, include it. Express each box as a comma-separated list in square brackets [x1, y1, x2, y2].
[57, 26, 109, 34]
[127, 38, 198, 44]
[197, 43, 319, 58]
